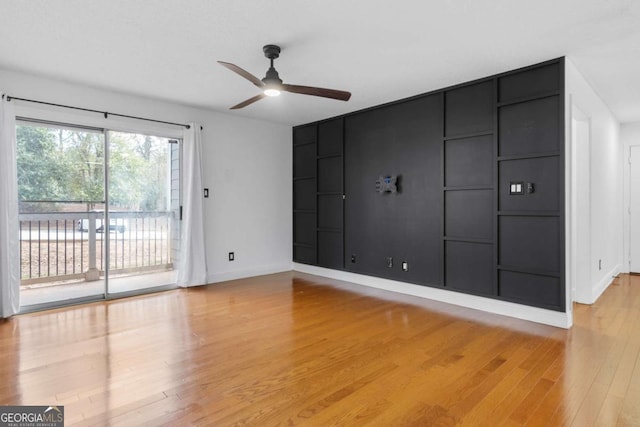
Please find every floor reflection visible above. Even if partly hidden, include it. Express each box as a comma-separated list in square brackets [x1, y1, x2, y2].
[0, 272, 638, 425]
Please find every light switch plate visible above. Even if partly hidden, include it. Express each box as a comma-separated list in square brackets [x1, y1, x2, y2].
[509, 181, 524, 195]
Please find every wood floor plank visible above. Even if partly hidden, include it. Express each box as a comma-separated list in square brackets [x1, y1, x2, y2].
[542, 356, 608, 426]
[594, 393, 625, 427]
[484, 340, 561, 425]
[1, 271, 640, 425]
[569, 382, 610, 427]
[617, 387, 640, 426]
[608, 336, 640, 397]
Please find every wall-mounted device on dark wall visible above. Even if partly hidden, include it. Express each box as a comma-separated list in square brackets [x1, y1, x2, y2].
[376, 175, 398, 194]
[509, 181, 536, 195]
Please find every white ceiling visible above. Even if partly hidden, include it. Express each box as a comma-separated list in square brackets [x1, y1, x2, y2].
[1, 0, 639, 126]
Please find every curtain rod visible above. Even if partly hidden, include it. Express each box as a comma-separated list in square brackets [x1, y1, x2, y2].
[3, 94, 192, 129]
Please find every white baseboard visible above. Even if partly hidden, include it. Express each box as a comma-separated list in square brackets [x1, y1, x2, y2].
[293, 263, 572, 329]
[590, 263, 622, 304]
[208, 263, 292, 284]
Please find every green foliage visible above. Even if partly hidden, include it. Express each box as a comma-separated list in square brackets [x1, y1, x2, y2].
[16, 125, 66, 202]
[108, 132, 169, 211]
[16, 124, 172, 213]
[61, 129, 105, 209]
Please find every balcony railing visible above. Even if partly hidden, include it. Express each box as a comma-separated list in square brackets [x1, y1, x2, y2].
[19, 211, 176, 285]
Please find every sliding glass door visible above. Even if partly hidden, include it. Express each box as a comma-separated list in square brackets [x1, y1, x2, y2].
[105, 131, 180, 296]
[17, 120, 107, 307]
[17, 119, 180, 310]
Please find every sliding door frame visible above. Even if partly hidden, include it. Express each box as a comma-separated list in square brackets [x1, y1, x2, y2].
[16, 116, 182, 313]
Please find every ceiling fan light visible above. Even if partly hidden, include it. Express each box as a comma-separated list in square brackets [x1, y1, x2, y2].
[264, 88, 281, 97]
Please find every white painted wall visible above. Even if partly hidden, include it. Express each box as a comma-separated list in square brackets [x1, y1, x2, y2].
[571, 108, 591, 304]
[622, 121, 640, 272]
[0, 68, 292, 285]
[565, 58, 623, 304]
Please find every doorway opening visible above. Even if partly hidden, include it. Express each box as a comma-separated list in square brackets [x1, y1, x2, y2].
[629, 146, 640, 274]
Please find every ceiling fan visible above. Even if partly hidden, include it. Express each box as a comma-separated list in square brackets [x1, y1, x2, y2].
[218, 44, 352, 109]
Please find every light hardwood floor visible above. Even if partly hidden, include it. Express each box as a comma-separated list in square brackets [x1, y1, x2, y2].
[1, 272, 639, 426]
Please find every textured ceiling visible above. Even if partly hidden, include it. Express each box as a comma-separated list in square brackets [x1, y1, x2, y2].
[1, 0, 639, 126]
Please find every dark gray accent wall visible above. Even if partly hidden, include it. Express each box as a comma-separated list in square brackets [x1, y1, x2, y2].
[496, 60, 563, 310]
[345, 95, 443, 285]
[443, 80, 496, 297]
[317, 119, 344, 270]
[292, 58, 565, 312]
[292, 125, 317, 265]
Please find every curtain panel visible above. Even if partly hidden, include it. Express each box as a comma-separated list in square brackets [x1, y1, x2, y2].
[0, 94, 20, 317]
[176, 123, 208, 287]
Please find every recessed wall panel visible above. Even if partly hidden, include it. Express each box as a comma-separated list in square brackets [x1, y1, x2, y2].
[499, 270, 561, 309]
[318, 157, 342, 193]
[318, 231, 343, 269]
[294, 212, 315, 245]
[294, 143, 316, 177]
[318, 119, 343, 156]
[445, 135, 493, 187]
[294, 245, 316, 265]
[499, 216, 560, 273]
[499, 96, 560, 156]
[499, 62, 560, 102]
[318, 195, 342, 230]
[294, 179, 315, 211]
[445, 190, 492, 240]
[294, 124, 316, 146]
[445, 81, 494, 137]
[446, 241, 494, 296]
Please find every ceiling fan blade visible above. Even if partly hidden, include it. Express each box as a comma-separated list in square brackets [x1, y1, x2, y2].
[282, 84, 351, 101]
[230, 93, 266, 110]
[218, 61, 264, 88]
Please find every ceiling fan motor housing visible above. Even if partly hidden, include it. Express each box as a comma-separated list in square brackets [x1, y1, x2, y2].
[262, 45, 283, 85]
[263, 67, 282, 85]
[263, 44, 281, 59]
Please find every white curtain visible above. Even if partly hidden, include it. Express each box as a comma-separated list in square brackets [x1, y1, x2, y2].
[0, 94, 20, 317]
[177, 123, 208, 287]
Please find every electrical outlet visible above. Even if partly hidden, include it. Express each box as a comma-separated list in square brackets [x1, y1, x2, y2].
[386, 257, 393, 268]
[402, 261, 408, 272]
[204, 188, 209, 198]
[351, 254, 356, 263]
[229, 252, 234, 261]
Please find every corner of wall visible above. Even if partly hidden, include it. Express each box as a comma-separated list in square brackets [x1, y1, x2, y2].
[592, 263, 622, 303]
[565, 56, 623, 307]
